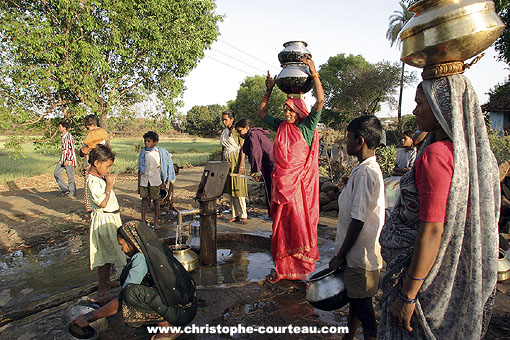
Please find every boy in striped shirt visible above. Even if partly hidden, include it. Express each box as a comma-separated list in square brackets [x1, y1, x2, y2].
[54, 121, 77, 197]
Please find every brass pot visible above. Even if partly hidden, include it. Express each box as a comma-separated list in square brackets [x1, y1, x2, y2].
[170, 244, 199, 272]
[400, 0, 505, 68]
[498, 248, 510, 282]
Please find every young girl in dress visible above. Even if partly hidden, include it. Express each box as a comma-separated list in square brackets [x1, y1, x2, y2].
[87, 145, 126, 296]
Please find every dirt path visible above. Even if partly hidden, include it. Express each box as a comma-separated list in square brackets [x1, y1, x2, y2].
[0, 168, 204, 253]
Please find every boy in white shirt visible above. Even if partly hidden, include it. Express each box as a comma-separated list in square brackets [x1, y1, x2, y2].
[329, 115, 384, 340]
[137, 131, 175, 230]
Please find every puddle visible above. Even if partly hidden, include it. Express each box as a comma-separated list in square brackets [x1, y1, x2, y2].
[191, 240, 273, 287]
[0, 235, 96, 310]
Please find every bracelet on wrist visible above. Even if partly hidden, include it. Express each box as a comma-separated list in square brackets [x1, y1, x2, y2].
[407, 271, 425, 281]
[311, 72, 320, 79]
[398, 291, 417, 304]
[262, 95, 270, 102]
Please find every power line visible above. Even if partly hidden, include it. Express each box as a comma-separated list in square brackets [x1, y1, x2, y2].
[211, 47, 267, 74]
[204, 55, 254, 76]
[218, 39, 280, 71]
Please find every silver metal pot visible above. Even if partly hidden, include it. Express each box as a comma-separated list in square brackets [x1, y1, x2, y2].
[278, 41, 311, 65]
[64, 302, 108, 340]
[275, 62, 313, 95]
[306, 267, 348, 311]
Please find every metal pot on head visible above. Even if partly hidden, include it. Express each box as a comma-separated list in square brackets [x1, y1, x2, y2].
[306, 267, 348, 311]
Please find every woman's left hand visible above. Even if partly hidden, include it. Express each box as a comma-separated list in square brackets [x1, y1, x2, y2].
[300, 54, 317, 74]
[238, 167, 245, 175]
[389, 298, 415, 332]
[72, 314, 90, 328]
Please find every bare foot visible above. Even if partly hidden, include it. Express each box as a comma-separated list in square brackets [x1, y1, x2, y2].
[240, 218, 248, 225]
[227, 217, 239, 223]
[153, 223, 162, 230]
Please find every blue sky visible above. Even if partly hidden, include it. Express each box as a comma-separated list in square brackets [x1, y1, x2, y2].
[178, 0, 509, 118]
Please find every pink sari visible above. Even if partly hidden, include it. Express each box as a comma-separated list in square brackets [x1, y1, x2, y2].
[270, 108, 320, 280]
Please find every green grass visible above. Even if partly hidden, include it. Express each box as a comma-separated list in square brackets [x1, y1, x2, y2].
[0, 137, 220, 184]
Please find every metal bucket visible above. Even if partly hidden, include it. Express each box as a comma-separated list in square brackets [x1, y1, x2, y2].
[64, 302, 108, 340]
[306, 267, 348, 311]
[159, 188, 168, 200]
[498, 248, 510, 282]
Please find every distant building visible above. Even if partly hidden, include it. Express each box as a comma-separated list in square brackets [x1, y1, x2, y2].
[482, 92, 510, 133]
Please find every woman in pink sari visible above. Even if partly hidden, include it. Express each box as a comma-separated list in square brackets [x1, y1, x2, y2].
[258, 55, 324, 282]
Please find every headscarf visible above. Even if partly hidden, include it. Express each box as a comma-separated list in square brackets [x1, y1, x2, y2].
[379, 75, 500, 339]
[284, 98, 309, 120]
[119, 221, 195, 307]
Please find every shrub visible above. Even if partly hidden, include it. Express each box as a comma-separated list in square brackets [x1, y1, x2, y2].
[376, 145, 397, 177]
[488, 128, 510, 164]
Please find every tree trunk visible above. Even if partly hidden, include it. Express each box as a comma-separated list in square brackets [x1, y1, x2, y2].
[98, 97, 108, 131]
[398, 61, 405, 129]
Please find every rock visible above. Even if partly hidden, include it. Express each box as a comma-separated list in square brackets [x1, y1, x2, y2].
[321, 181, 338, 193]
[500, 162, 510, 182]
[319, 192, 330, 205]
[327, 190, 339, 201]
[322, 201, 338, 211]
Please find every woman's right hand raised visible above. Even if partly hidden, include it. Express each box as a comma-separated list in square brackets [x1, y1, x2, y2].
[265, 71, 276, 91]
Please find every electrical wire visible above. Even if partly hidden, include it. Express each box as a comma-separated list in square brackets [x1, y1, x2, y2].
[218, 39, 280, 71]
[204, 55, 254, 76]
[211, 47, 267, 74]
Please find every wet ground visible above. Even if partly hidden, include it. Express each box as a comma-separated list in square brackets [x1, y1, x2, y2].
[0, 168, 509, 339]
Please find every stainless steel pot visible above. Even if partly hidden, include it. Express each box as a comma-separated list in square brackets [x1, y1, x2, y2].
[306, 267, 348, 311]
[278, 41, 311, 65]
[275, 62, 313, 95]
[64, 302, 108, 340]
[170, 244, 199, 272]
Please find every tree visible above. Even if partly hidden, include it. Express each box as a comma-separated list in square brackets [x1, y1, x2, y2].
[228, 75, 287, 127]
[0, 0, 222, 149]
[318, 54, 416, 129]
[494, 0, 510, 64]
[386, 0, 414, 125]
[185, 104, 225, 137]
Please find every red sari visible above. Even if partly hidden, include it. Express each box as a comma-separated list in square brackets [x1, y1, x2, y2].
[271, 119, 320, 280]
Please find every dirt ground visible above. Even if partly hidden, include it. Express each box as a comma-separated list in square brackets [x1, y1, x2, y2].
[0, 168, 509, 339]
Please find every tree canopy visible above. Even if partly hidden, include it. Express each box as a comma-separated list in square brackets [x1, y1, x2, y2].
[0, 0, 222, 148]
[185, 104, 225, 137]
[228, 74, 287, 127]
[494, 0, 510, 65]
[317, 54, 416, 129]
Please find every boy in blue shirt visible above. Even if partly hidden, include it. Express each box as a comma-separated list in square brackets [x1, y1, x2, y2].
[137, 131, 175, 230]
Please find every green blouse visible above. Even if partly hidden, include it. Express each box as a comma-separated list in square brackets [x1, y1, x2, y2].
[263, 107, 322, 148]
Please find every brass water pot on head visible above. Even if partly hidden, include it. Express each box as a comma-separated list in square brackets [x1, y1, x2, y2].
[400, 0, 505, 68]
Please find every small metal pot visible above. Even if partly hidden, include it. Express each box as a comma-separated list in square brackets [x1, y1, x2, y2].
[306, 267, 348, 311]
[498, 248, 510, 282]
[159, 188, 168, 200]
[278, 41, 311, 65]
[170, 244, 199, 272]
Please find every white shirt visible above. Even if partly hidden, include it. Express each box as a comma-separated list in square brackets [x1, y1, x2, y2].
[395, 147, 417, 169]
[335, 156, 385, 270]
[139, 148, 162, 187]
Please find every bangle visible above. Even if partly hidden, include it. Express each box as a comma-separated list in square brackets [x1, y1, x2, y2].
[311, 72, 320, 79]
[407, 272, 425, 281]
[106, 191, 111, 195]
[398, 291, 417, 304]
[262, 95, 270, 102]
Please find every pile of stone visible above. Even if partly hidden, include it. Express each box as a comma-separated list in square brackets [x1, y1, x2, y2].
[319, 177, 342, 216]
